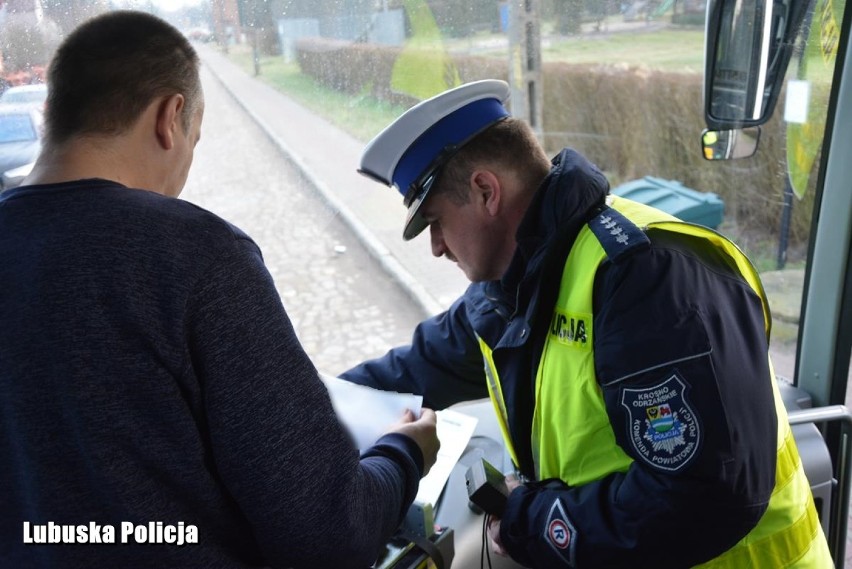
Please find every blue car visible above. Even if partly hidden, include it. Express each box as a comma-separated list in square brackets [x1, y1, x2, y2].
[0, 84, 48, 111]
[0, 105, 43, 192]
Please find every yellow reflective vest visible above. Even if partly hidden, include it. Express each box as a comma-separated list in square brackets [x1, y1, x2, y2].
[478, 196, 832, 567]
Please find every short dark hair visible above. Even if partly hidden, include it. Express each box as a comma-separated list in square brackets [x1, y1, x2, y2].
[45, 10, 201, 144]
[435, 118, 552, 204]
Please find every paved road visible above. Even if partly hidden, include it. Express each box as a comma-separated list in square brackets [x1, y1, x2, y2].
[180, 65, 426, 376]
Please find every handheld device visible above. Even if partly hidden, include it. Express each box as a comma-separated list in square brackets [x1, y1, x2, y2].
[464, 458, 509, 517]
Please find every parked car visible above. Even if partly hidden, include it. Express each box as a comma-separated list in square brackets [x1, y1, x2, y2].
[0, 84, 48, 111]
[0, 106, 43, 192]
[185, 27, 214, 42]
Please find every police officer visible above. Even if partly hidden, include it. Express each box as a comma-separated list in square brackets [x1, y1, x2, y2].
[341, 80, 831, 567]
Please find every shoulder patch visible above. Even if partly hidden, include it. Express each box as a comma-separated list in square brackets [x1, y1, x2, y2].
[588, 207, 650, 263]
[620, 373, 701, 472]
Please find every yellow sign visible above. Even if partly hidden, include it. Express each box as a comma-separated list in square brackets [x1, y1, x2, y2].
[820, 0, 840, 63]
[390, 0, 461, 100]
[786, 0, 839, 199]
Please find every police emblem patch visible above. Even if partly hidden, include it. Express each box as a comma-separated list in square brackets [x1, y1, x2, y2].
[544, 498, 576, 566]
[620, 373, 700, 472]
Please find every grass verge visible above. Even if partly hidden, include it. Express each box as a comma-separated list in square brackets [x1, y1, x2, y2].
[229, 46, 406, 143]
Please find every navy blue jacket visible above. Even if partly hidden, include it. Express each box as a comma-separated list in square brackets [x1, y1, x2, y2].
[343, 149, 777, 568]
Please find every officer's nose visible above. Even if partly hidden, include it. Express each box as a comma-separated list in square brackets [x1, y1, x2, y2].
[430, 223, 446, 258]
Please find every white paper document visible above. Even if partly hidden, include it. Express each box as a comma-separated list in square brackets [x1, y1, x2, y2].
[320, 374, 478, 507]
[320, 374, 423, 451]
[415, 409, 478, 507]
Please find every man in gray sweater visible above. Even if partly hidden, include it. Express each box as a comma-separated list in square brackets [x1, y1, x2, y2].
[0, 11, 439, 568]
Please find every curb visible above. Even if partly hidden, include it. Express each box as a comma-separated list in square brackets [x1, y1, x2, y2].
[200, 51, 445, 319]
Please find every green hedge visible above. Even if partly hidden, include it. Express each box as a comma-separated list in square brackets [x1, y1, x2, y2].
[296, 39, 816, 247]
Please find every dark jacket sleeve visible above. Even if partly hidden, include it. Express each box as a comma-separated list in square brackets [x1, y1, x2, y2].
[500, 235, 778, 568]
[186, 236, 424, 569]
[340, 294, 489, 409]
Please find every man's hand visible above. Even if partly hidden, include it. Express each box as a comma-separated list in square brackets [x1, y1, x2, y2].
[387, 408, 440, 476]
[486, 474, 522, 557]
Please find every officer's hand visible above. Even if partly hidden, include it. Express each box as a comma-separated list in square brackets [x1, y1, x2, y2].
[487, 474, 521, 558]
[387, 408, 440, 477]
[487, 515, 508, 556]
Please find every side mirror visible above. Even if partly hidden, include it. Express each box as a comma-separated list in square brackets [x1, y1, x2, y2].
[701, 127, 761, 160]
[704, 0, 809, 129]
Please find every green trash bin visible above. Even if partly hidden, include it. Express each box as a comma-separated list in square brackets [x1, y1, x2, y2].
[611, 176, 725, 229]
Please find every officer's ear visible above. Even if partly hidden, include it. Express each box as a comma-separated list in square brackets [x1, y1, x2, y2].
[470, 170, 502, 217]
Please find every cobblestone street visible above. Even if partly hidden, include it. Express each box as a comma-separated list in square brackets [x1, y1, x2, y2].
[181, 66, 426, 376]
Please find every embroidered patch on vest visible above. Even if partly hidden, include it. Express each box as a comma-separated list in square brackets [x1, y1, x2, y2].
[543, 498, 576, 566]
[588, 206, 650, 264]
[620, 373, 700, 472]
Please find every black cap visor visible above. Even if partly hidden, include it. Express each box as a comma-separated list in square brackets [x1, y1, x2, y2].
[402, 169, 438, 241]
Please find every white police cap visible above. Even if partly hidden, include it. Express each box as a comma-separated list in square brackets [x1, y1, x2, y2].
[358, 79, 511, 241]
